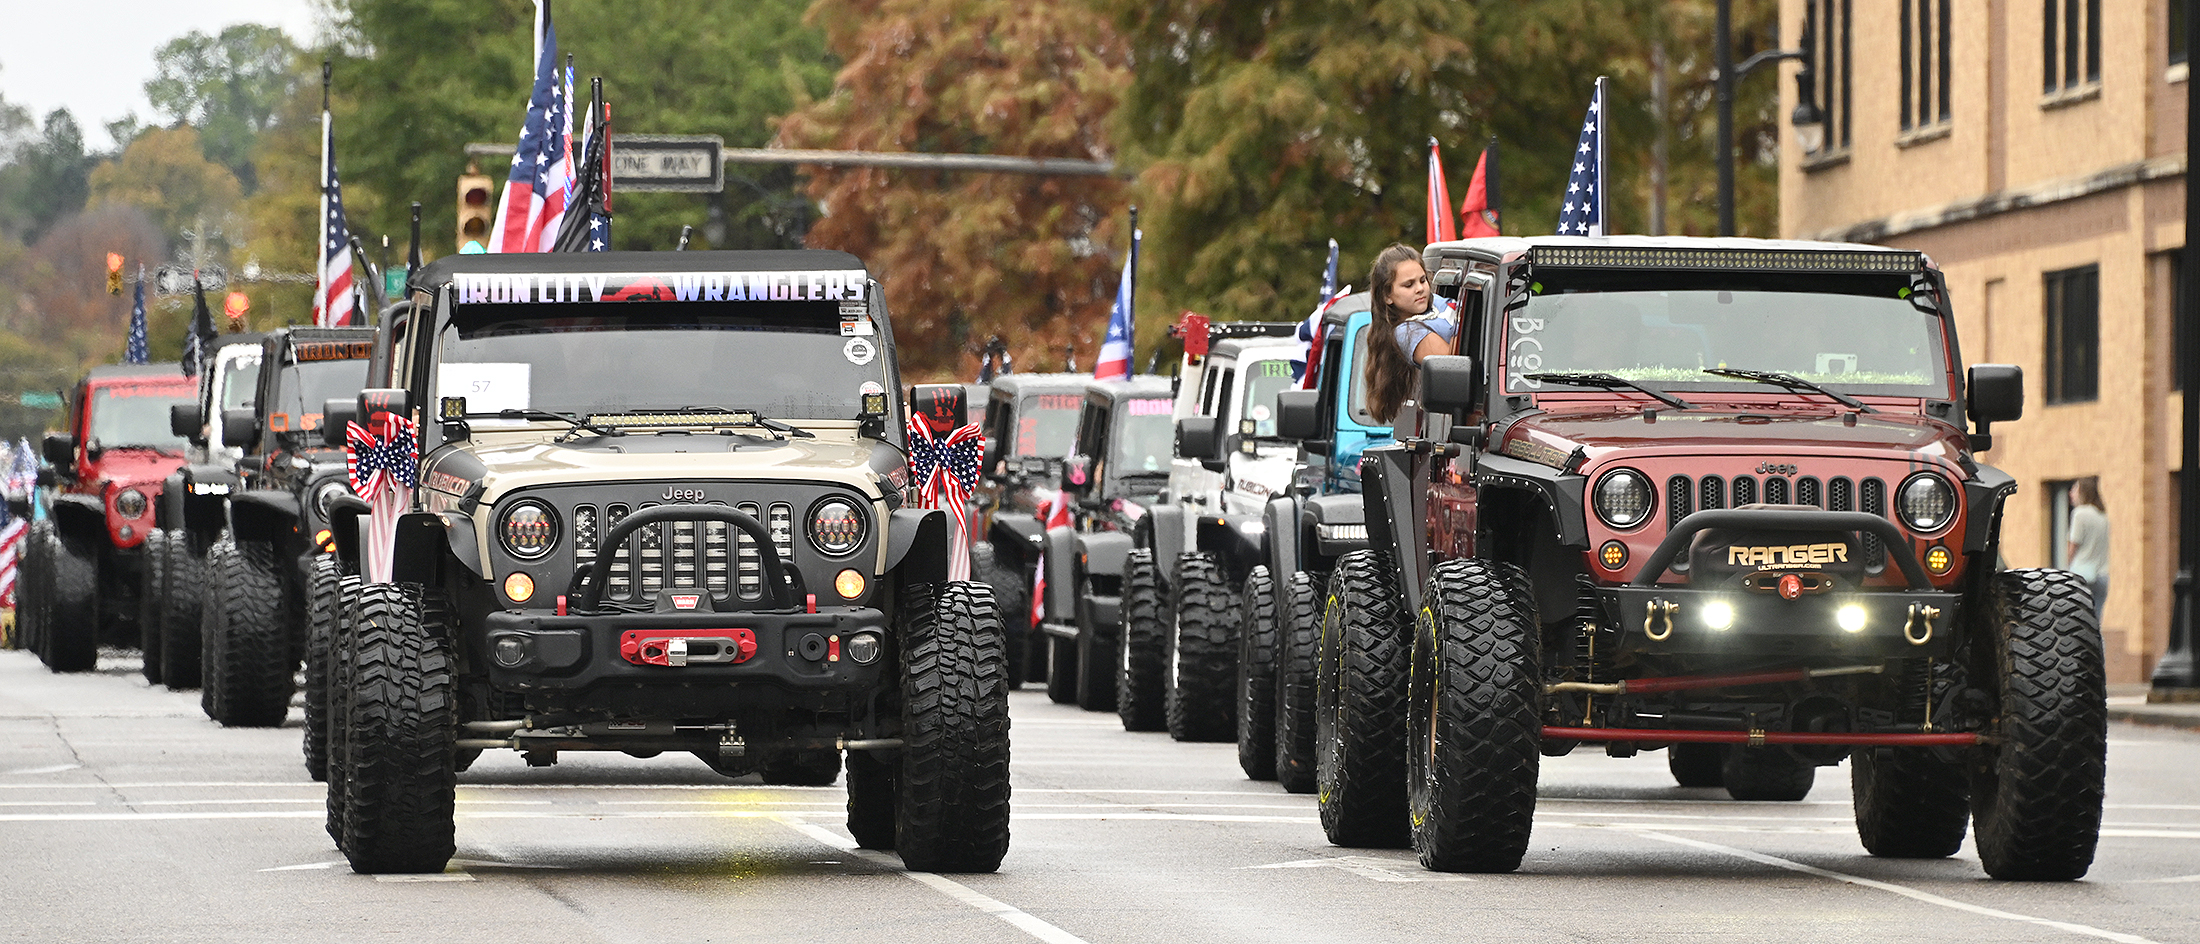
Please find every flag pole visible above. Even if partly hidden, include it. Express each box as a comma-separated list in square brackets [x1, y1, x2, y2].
[1128, 205, 1139, 371]
[318, 60, 332, 326]
[1487, 135, 1502, 237]
[1594, 76, 1609, 233]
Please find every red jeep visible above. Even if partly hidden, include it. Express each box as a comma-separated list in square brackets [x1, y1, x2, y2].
[19, 365, 196, 672]
[1326, 237, 2102, 882]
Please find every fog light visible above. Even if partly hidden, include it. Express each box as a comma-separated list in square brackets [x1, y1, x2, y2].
[1923, 545, 1953, 575]
[493, 636, 527, 667]
[835, 569, 866, 599]
[1702, 600, 1735, 630]
[1598, 540, 1629, 571]
[315, 528, 334, 552]
[503, 571, 535, 603]
[1837, 604, 1868, 633]
[846, 631, 882, 664]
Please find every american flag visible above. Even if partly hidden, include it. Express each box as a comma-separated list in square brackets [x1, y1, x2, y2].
[0, 439, 36, 607]
[1427, 138, 1456, 243]
[125, 268, 149, 364]
[905, 415, 985, 581]
[490, 1, 573, 254]
[315, 102, 355, 328]
[347, 410, 418, 585]
[1094, 228, 1139, 380]
[1031, 491, 1072, 628]
[1556, 77, 1607, 237]
[551, 82, 612, 253]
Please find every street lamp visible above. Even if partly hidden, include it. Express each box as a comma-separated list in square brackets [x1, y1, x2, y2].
[1715, 0, 1819, 236]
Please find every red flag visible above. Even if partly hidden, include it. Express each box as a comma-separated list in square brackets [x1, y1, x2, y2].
[1426, 138, 1456, 243]
[1459, 147, 1499, 238]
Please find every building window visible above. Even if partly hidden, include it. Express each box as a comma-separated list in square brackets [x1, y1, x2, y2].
[1805, 0, 1853, 150]
[1902, 0, 1953, 129]
[2045, 265, 2100, 404]
[2176, 0, 2191, 65]
[2044, 0, 2102, 93]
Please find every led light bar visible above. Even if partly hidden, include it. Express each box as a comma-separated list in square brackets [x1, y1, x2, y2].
[587, 410, 759, 428]
[1529, 246, 1925, 274]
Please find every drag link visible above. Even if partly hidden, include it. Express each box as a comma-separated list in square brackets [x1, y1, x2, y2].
[1543, 663, 1884, 696]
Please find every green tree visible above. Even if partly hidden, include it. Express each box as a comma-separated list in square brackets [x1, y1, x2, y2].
[778, 0, 1132, 378]
[321, 0, 833, 256]
[0, 108, 96, 243]
[144, 24, 307, 192]
[87, 126, 245, 241]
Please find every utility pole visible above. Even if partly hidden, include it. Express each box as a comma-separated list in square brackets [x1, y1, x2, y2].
[2153, 0, 2200, 698]
[1713, 0, 1811, 236]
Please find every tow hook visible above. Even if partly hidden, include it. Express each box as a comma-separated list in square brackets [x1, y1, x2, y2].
[1643, 599, 1678, 641]
[1904, 604, 1941, 646]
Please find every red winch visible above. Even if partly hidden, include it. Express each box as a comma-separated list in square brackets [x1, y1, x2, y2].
[620, 628, 758, 667]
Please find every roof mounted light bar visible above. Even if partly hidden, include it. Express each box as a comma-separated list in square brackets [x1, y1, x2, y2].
[1529, 246, 1925, 274]
[587, 410, 757, 428]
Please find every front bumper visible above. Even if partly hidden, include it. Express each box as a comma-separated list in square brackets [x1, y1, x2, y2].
[481, 606, 890, 692]
[1601, 587, 1962, 659]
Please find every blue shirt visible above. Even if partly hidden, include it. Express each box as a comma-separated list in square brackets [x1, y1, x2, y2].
[1394, 312, 1457, 361]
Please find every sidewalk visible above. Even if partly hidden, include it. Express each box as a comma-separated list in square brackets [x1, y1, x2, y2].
[2108, 683, 2200, 732]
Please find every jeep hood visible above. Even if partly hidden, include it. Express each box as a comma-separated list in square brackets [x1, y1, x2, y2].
[437, 431, 897, 507]
[91, 447, 188, 490]
[1499, 405, 1970, 467]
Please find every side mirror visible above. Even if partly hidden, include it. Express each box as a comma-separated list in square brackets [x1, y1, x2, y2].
[358, 387, 412, 424]
[1059, 454, 1092, 494]
[322, 398, 359, 447]
[909, 384, 967, 433]
[1275, 389, 1321, 441]
[220, 408, 258, 448]
[170, 403, 203, 442]
[40, 432, 73, 468]
[1966, 364, 2024, 451]
[1176, 416, 1218, 463]
[34, 466, 55, 488]
[1420, 355, 1477, 414]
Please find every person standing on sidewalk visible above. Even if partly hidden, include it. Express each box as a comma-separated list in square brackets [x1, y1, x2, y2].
[2066, 477, 2110, 618]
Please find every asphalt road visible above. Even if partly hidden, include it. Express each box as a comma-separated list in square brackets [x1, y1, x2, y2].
[4, 647, 2199, 944]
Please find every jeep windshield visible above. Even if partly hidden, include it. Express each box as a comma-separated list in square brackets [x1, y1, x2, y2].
[434, 301, 889, 422]
[1503, 270, 1951, 400]
[269, 358, 368, 437]
[89, 384, 192, 453]
[1113, 397, 1174, 475]
[1239, 356, 1300, 437]
[1015, 394, 1081, 456]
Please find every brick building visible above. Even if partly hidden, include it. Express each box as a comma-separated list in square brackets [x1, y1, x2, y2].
[1779, 0, 2187, 682]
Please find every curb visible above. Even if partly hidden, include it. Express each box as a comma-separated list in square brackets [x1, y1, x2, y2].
[2106, 706, 2200, 732]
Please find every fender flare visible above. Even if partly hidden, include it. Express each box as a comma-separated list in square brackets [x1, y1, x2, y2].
[1302, 492, 1369, 569]
[49, 494, 105, 545]
[326, 491, 371, 568]
[1193, 512, 1266, 587]
[883, 508, 949, 585]
[1263, 496, 1299, 578]
[437, 511, 484, 579]
[228, 491, 300, 545]
[389, 512, 452, 587]
[988, 515, 1045, 569]
[1146, 503, 1187, 575]
[1043, 524, 1077, 622]
[1075, 529, 1133, 581]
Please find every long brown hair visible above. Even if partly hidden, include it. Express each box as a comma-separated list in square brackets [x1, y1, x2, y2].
[1365, 244, 1427, 424]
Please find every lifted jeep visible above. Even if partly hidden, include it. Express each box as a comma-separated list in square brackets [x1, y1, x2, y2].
[19, 365, 195, 673]
[968, 372, 1090, 687]
[146, 333, 264, 688]
[319, 250, 1009, 875]
[1331, 236, 2099, 882]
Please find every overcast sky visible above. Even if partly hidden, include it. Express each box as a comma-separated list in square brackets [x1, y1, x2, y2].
[1, 1, 325, 150]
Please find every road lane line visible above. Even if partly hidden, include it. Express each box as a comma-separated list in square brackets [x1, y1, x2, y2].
[778, 819, 1093, 944]
[1632, 830, 2160, 944]
[2, 764, 81, 775]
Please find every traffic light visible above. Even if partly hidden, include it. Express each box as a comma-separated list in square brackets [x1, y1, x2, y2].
[106, 253, 123, 295]
[457, 171, 495, 252]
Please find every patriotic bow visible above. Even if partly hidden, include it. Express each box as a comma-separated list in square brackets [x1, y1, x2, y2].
[346, 411, 420, 498]
[905, 416, 984, 581]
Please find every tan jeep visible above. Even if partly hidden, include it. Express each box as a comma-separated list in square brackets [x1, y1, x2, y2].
[315, 249, 1008, 876]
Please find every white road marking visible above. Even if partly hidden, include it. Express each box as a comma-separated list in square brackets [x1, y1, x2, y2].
[2137, 873, 2200, 883]
[258, 861, 345, 872]
[779, 819, 1093, 944]
[1633, 830, 2160, 944]
[1246, 855, 1472, 883]
[375, 873, 475, 883]
[0, 801, 94, 807]
[2, 764, 82, 776]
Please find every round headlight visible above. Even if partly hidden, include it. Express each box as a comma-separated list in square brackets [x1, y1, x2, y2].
[311, 479, 352, 520]
[114, 488, 148, 519]
[1897, 473, 1957, 533]
[499, 500, 559, 560]
[809, 498, 867, 557]
[1593, 469, 1654, 529]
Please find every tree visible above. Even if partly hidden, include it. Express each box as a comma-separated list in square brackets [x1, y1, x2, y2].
[0, 108, 96, 243]
[144, 24, 308, 192]
[322, 0, 833, 255]
[778, 0, 1132, 378]
[87, 127, 245, 242]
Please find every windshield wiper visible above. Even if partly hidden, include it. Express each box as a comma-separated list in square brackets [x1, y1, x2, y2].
[633, 406, 816, 439]
[478, 409, 625, 440]
[1524, 372, 1698, 411]
[1701, 367, 1877, 414]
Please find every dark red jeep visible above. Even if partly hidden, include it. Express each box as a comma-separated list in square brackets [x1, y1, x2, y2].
[1323, 236, 2103, 882]
[19, 365, 196, 672]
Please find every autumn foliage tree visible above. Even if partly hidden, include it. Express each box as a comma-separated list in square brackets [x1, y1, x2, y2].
[778, 0, 1132, 379]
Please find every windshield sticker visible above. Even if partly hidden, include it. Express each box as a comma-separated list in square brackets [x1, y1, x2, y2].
[453, 269, 869, 305]
[859, 381, 885, 397]
[294, 340, 373, 362]
[841, 316, 876, 337]
[843, 336, 877, 366]
[1126, 398, 1171, 416]
[97, 382, 194, 398]
[437, 362, 530, 414]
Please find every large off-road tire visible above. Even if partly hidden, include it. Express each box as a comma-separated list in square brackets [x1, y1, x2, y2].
[1273, 570, 1321, 794]
[1236, 566, 1278, 780]
[137, 529, 168, 685]
[970, 540, 1029, 689]
[845, 748, 897, 851]
[1073, 593, 1117, 712]
[1970, 568, 2106, 881]
[339, 582, 459, 874]
[1722, 748, 1816, 801]
[893, 581, 1010, 873]
[760, 749, 842, 786]
[1409, 558, 1542, 873]
[1165, 553, 1237, 743]
[198, 541, 237, 716]
[1116, 548, 1168, 732]
[1853, 747, 1969, 858]
[159, 536, 206, 689]
[302, 555, 344, 782]
[204, 537, 295, 728]
[325, 574, 362, 847]
[1044, 635, 1078, 704]
[1667, 744, 1726, 788]
[41, 523, 99, 674]
[1315, 549, 1411, 848]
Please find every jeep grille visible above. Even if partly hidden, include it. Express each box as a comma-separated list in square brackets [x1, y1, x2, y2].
[1660, 473, 1888, 572]
[568, 500, 790, 604]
